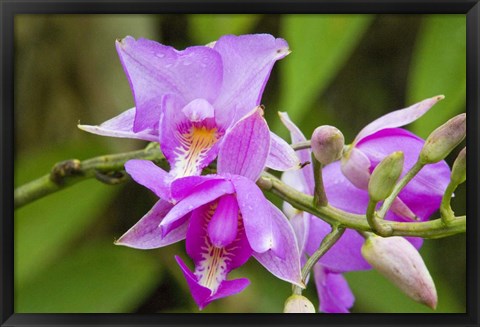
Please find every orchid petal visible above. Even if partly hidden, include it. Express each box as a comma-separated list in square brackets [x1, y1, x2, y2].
[187, 203, 252, 273]
[213, 34, 290, 127]
[208, 195, 239, 248]
[160, 94, 223, 178]
[175, 255, 250, 310]
[124, 159, 172, 200]
[354, 95, 444, 145]
[266, 132, 301, 171]
[208, 278, 250, 302]
[232, 176, 274, 253]
[115, 200, 187, 249]
[181, 98, 215, 122]
[175, 255, 215, 310]
[253, 203, 303, 287]
[116, 36, 223, 132]
[341, 147, 371, 190]
[160, 179, 235, 234]
[170, 174, 224, 202]
[78, 108, 158, 142]
[313, 265, 354, 313]
[217, 107, 270, 181]
[278, 112, 314, 194]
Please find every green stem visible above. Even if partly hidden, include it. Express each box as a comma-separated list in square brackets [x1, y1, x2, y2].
[312, 156, 328, 207]
[14, 146, 466, 239]
[14, 144, 167, 209]
[257, 173, 465, 239]
[292, 226, 345, 295]
[440, 181, 457, 224]
[377, 160, 424, 220]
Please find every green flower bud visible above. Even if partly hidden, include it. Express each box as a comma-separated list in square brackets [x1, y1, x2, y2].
[368, 151, 404, 202]
[283, 294, 316, 313]
[420, 113, 466, 164]
[311, 125, 345, 165]
[361, 235, 437, 309]
[450, 147, 466, 185]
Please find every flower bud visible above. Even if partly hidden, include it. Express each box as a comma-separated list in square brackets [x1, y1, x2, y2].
[450, 147, 466, 185]
[368, 151, 404, 202]
[419, 113, 466, 164]
[311, 125, 345, 165]
[283, 294, 316, 313]
[361, 235, 437, 309]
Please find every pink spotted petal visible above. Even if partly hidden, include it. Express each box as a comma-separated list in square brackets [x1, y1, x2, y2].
[253, 203, 303, 287]
[160, 179, 235, 235]
[124, 159, 172, 200]
[232, 176, 274, 254]
[341, 147, 371, 190]
[313, 264, 354, 313]
[266, 132, 301, 171]
[116, 36, 223, 132]
[213, 34, 290, 127]
[115, 200, 187, 249]
[78, 108, 158, 142]
[278, 112, 314, 194]
[217, 107, 270, 181]
[208, 194, 239, 248]
[354, 95, 444, 145]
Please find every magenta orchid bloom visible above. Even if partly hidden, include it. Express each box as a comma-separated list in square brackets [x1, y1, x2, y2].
[116, 108, 302, 309]
[280, 96, 451, 313]
[79, 34, 299, 184]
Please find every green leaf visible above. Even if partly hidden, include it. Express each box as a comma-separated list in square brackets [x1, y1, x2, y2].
[276, 15, 373, 132]
[15, 142, 119, 286]
[188, 15, 262, 45]
[16, 240, 163, 313]
[407, 15, 466, 138]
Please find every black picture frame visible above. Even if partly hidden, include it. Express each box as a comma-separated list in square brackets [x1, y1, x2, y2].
[1, 0, 478, 326]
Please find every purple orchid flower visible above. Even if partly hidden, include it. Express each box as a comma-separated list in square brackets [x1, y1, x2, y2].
[78, 34, 299, 183]
[116, 107, 302, 309]
[280, 95, 451, 313]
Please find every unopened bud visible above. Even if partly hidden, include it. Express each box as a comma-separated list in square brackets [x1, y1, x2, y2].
[368, 151, 404, 202]
[311, 125, 345, 165]
[450, 147, 466, 185]
[420, 113, 466, 164]
[361, 235, 437, 309]
[283, 294, 316, 313]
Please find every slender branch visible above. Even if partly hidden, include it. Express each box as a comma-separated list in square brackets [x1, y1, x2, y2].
[15, 146, 466, 240]
[292, 225, 345, 295]
[257, 172, 466, 239]
[14, 144, 167, 209]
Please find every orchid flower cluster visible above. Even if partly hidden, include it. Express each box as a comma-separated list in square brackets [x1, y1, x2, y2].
[79, 34, 466, 313]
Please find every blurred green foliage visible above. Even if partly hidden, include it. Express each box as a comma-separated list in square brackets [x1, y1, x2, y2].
[14, 14, 466, 313]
